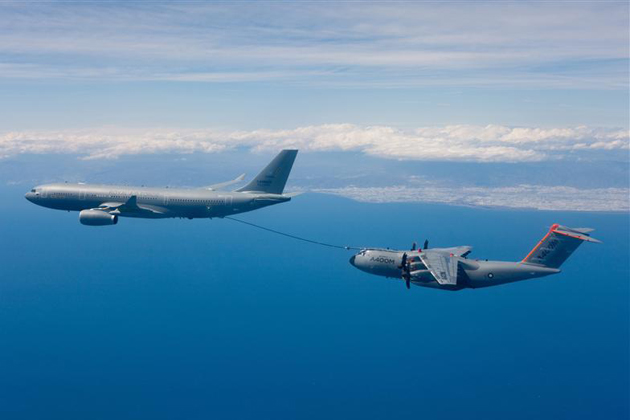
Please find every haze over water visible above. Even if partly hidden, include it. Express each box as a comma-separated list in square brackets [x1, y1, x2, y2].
[1, 186, 627, 419]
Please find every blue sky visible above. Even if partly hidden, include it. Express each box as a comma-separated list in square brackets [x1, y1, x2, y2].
[1, 1, 627, 129]
[0, 1, 628, 210]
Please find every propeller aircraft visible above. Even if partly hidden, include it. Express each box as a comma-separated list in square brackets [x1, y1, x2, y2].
[349, 224, 601, 291]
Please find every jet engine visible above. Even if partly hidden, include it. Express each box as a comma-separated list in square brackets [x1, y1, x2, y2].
[79, 209, 118, 226]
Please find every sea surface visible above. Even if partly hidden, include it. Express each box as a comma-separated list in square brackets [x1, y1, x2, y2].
[0, 185, 628, 419]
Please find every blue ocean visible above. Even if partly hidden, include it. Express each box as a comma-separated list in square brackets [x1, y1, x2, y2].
[1, 185, 628, 419]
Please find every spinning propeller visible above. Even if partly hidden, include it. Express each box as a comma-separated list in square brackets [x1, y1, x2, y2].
[400, 252, 411, 289]
[412, 240, 429, 251]
[402, 240, 428, 289]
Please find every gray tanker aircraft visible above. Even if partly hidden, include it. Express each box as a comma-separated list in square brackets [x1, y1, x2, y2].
[25, 149, 298, 226]
[349, 224, 600, 290]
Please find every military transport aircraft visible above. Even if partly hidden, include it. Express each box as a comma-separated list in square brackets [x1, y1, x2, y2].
[349, 224, 600, 290]
[25, 149, 298, 226]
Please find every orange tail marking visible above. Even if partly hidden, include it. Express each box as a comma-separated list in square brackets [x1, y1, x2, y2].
[521, 223, 559, 263]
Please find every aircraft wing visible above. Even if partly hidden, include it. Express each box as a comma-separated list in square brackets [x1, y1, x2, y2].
[98, 196, 165, 215]
[436, 245, 472, 257]
[202, 174, 246, 191]
[419, 251, 459, 286]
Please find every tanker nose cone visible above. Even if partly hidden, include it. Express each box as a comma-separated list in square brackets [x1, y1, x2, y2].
[25, 191, 34, 202]
[349, 255, 356, 266]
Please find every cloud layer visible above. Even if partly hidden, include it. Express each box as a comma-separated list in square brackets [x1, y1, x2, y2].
[0, 2, 627, 88]
[0, 124, 627, 162]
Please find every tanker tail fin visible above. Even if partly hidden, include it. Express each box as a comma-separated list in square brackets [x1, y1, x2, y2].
[236, 150, 298, 194]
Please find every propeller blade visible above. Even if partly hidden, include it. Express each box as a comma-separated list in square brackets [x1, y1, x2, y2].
[398, 252, 407, 269]
[423, 239, 429, 250]
[402, 252, 411, 289]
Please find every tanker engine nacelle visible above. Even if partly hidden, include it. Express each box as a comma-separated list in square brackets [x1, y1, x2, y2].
[79, 209, 118, 226]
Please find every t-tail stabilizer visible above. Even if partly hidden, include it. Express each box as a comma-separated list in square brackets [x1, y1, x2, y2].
[521, 224, 601, 269]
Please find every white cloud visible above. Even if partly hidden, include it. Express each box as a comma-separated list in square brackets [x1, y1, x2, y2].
[0, 2, 627, 88]
[0, 124, 627, 162]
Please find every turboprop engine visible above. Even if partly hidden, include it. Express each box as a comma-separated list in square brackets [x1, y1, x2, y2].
[79, 209, 118, 226]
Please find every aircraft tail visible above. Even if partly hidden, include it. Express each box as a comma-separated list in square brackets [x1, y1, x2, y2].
[236, 150, 298, 194]
[521, 224, 601, 268]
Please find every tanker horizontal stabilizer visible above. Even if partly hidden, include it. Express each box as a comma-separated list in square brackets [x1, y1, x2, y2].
[203, 174, 246, 191]
[282, 191, 304, 198]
